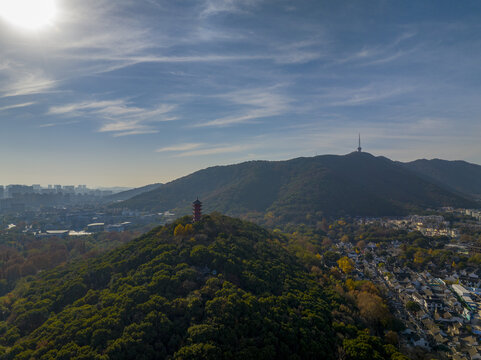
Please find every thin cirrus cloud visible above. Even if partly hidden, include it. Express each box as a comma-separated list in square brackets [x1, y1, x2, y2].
[334, 31, 417, 66]
[1, 73, 56, 98]
[176, 144, 254, 157]
[313, 83, 413, 108]
[156, 143, 204, 153]
[38, 120, 80, 128]
[0, 101, 35, 111]
[110, 129, 160, 137]
[200, 0, 261, 17]
[194, 88, 291, 127]
[48, 99, 178, 136]
[156, 142, 256, 158]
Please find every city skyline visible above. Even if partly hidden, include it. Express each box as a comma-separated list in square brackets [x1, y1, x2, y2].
[1, 0, 481, 186]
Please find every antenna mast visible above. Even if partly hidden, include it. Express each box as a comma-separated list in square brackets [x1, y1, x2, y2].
[357, 133, 362, 152]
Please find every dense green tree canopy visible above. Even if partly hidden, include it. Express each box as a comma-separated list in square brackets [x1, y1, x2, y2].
[0, 214, 337, 359]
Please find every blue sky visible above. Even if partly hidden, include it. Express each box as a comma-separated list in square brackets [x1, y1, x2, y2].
[0, 0, 480, 187]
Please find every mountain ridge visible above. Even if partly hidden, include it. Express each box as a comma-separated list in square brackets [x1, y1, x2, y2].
[112, 152, 477, 222]
[402, 158, 481, 199]
[105, 183, 163, 202]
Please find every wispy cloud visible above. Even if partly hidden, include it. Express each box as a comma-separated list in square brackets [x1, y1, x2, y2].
[194, 87, 290, 127]
[0, 61, 11, 71]
[154, 140, 257, 157]
[99, 122, 159, 137]
[0, 102, 35, 111]
[334, 31, 417, 67]
[318, 84, 412, 107]
[112, 129, 159, 137]
[97, 120, 142, 132]
[156, 143, 204, 152]
[273, 51, 322, 64]
[38, 120, 79, 128]
[200, 0, 261, 17]
[51, 100, 176, 120]
[2, 73, 56, 97]
[95, 54, 269, 66]
[273, 39, 325, 64]
[49, 100, 125, 115]
[175, 144, 255, 157]
[49, 98, 177, 136]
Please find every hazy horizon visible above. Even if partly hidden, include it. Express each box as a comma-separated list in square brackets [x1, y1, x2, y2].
[1, 149, 479, 188]
[1, 0, 481, 186]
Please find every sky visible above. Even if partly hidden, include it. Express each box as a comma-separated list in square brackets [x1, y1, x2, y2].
[0, 0, 480, 187]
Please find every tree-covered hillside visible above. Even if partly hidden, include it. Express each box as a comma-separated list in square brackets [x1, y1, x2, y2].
[115, 153, 476, 222]
[0, 214, 410, 360]
[403, 158, 481, 199]
[0, 214, 338, 359]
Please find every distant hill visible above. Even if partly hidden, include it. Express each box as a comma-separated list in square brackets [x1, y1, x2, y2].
[402, 159, 481, 199]
[116, 152, 476, 222]
[106, 183, 162, 202]
[1, 214, 338, 359]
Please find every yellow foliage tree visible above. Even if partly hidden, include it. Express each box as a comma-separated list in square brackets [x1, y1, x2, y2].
[413, 250, 425, 264]
[184, 224, 193, 234]
[337, 256, 354, 274]
[356, 291, 391, 327]
[173, 224, 185, 236]
[345, 278, 356, 291]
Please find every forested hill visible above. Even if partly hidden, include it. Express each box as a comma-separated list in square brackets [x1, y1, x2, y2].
[116, 152, 476, 222]
[402, 158, 481, 199]
[0, 214, 410, 359]
[0, 214, 338, 359]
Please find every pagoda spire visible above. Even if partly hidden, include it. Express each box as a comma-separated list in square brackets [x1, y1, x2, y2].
[192, 198, 202, 223]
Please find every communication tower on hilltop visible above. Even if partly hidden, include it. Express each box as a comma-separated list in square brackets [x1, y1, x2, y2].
[193, 198, 202, 222]
[357, 133, 362, 152]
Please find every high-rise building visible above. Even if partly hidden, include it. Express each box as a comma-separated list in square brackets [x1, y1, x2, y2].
[6, 185, 34, 197]
[76, 185, 88, 194]
[0, 186, 4, 199]
[63, 185, 75, 193]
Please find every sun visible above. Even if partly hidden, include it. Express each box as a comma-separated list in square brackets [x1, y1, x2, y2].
[0, 0, 57, 30]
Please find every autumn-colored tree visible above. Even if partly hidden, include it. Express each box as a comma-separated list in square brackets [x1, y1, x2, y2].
[356, 240, 366, 249]
[356, 291, 391, 328]
[345, 278, 354, 291]
[337, 256, 354, 274]
[413, 250, 425, 264]
[321, 237, 332, 248]
[174, 224, 185, 236]
[359, 281, 380, 295]
[184, 224, 193, 234]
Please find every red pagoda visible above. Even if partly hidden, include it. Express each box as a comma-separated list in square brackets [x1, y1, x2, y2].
[192, 198, 202, 222]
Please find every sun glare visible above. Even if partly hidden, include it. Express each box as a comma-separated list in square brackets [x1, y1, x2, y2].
[0, 0, 56, 30]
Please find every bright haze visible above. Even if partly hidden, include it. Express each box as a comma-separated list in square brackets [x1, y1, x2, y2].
[0, 0, 480, 186]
